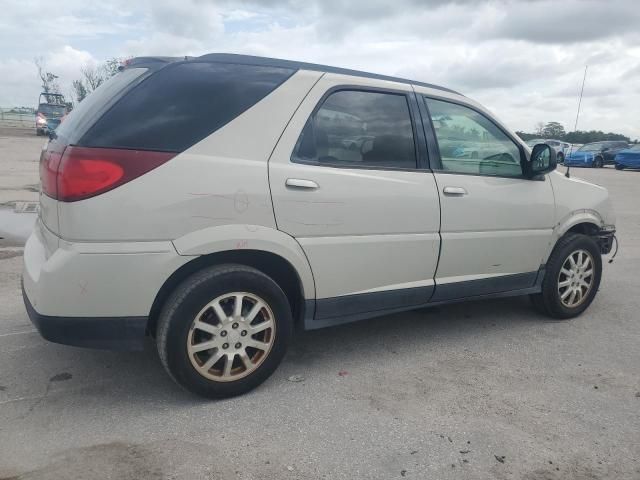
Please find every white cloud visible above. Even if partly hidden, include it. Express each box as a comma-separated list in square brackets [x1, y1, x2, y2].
[0, 0, 638, 139]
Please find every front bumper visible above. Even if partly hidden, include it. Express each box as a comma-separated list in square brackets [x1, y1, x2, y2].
[616, 159, 640, 168]
[597, 226, 616, 255]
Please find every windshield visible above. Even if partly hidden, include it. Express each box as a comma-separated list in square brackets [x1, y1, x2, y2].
[38, 104, 66, 116]
[577, 143, 604, 152]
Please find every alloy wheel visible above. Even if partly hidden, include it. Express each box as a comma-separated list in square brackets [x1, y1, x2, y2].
[187, 292, 276, 382]
[557, 249, 595, 308]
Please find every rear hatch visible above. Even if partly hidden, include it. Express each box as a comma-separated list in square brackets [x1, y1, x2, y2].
[38, 66, 152, 236]
[37, 57, 296, 241]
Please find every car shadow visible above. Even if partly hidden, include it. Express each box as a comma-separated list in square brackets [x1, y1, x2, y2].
[6, 295, 549, 409]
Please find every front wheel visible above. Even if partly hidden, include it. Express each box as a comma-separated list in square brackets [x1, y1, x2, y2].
[157, 264, 293, 398]
[557, 153, 564, 164]
[615, 164, 625, 170]
[531, 234, 602, 319]
[593, 157, 604, 168]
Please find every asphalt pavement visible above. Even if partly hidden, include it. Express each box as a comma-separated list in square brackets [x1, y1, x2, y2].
[1, 131, 639, 479]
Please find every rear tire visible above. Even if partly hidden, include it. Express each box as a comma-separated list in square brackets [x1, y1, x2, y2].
[615, 164, 625, 170]
[593, 157, 604, 168]
[531, 234, 602, 319]
[157, 264, 293, 398]
[557, 152, 564, 164]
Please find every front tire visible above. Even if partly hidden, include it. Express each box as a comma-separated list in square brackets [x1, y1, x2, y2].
[615, 164, 625, 170]
[157, 264, 293, 398]
[531, 234, 602, 319]
[557, 152, 564, 164]
[593, 156, 604, 168]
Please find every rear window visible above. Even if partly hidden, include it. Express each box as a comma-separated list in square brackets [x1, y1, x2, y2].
[38, 104, 66, 116]
[79, 62, 295, 152]
[56, 67, 148, 142]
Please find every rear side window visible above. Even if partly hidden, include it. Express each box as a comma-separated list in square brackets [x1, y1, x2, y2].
[56, 67, 148, 142]
[292, 90, 416, 169]
[79, 62, 294, 152]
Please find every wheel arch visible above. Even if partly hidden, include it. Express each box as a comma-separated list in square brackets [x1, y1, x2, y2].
[148, 248, 309, 337]
[555, 211, 604, 239]
[543, 212, 605, 263]
[148, 224, 316, 336]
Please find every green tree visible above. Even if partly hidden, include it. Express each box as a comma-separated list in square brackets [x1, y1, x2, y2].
[542, 121, 566, 139]
[564, 130, 630, 144]
[34, 57, 61, 100]
[72, 57, 127, 104]
[72, 80, 88, 103]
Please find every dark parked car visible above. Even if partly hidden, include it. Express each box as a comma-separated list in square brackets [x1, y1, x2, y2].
[564, 141, 629, 168]
[614, 144, 640, 170]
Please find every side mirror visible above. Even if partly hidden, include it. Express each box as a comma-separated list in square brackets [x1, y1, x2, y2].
[525, 143, 556, 178]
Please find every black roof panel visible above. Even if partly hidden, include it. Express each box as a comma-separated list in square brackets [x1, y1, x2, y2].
[129, 53, 460, 95]
[196, 53, 460, 95]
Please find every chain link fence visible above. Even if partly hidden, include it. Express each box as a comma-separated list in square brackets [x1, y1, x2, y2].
[0, 107, 35, 129]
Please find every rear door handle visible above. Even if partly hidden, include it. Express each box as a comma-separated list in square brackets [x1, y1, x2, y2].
[286, 178, 319, 190]
[443, 186, 468, 196]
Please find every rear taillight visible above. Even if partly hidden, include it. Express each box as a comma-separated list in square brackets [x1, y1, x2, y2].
[39, 147, 63, 198]
[40, 146, 175, 202]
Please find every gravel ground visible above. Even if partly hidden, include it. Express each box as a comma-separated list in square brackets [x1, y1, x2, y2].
[1, 131, 639, 479]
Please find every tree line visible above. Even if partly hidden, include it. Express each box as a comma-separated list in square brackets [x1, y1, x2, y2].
[516, 121, 637, 144]
[34, 56, 127, 108]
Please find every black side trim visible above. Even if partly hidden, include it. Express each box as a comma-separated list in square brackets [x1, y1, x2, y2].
[303, 268, 545, 331]
[431, 271, 538, 302]
[23, 285, 147, 351]
[316, 285, 434, 320]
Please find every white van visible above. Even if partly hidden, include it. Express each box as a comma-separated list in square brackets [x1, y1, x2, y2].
[23, 54, 616, 397]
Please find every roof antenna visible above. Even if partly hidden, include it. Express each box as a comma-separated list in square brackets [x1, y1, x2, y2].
[566, 65, 588, 178]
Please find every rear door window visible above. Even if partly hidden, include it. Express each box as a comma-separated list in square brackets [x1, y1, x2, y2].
[292, 89, 417, 169]
[79, 62, 294, 152]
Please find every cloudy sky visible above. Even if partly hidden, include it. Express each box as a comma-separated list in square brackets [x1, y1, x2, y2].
[1, 0, 639, 139]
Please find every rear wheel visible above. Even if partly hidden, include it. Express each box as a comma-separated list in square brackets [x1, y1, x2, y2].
[615, 164, 625, 170]
[157, 264, 293, 398]
[593, 156, 604, 168]
[531, 234, 602, 319]
[557, 152, 564, 164]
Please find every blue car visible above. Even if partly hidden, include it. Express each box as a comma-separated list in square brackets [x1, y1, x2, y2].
[614, 144, 640, 170]
[564, 141, 629, 168]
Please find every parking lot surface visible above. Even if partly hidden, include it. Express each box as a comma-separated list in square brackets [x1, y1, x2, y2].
[1, 131, 639, 479]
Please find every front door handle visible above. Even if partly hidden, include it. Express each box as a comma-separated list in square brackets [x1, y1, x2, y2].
[286, 178, 319, 190]
[443, 186, 468, 196]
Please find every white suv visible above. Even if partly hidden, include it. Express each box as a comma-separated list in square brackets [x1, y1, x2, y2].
[23, 54, 616, 398]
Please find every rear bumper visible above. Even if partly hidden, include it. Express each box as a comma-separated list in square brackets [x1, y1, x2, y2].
[22, 219, 193, 350]
[23, 283, 147, 351]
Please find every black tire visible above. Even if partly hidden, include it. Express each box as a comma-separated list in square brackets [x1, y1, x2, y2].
[557, 153, 564, 164]
[531, 233, 602, 319]
[593, 156, 604, 168]
[36, 129, 43, 136]
[615, 164, 625, 170]
[157, 264, 293, 398]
